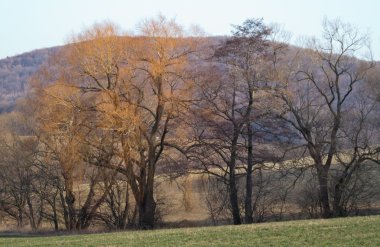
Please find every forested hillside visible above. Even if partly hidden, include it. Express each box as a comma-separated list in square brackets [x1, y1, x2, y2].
[0, 47, 58, 113]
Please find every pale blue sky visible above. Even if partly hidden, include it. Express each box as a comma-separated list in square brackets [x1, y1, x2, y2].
[1, 0, 379, 59]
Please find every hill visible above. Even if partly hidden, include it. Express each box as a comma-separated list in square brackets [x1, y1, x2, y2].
[0, 38, 377, 114]
[0, 47, 59, 113]
[1, 216, 379, 246]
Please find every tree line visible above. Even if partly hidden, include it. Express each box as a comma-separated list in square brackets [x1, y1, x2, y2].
[0, 15, 379, 230]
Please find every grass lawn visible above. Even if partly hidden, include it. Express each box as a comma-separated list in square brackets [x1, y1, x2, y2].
[1, 216, 380, 246]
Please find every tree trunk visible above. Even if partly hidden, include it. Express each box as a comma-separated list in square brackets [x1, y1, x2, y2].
[138, 162, 156, 229]
[244, 123, 254, 224]
[333, 179, 346, 217]
[317, 166, 331, 218]
[119, 184, 129, 229]
[52, 199, 59, 231]
[229, 133, 241, 225]
[64, 177, 76, 230]
[26, 195, 37, 230]
[76, 208, 88, 230]
[229, 173, 241, 225]
[59, 187, 70, 230]
[17, 207, 23, 228]
[138, 190, 156, 229]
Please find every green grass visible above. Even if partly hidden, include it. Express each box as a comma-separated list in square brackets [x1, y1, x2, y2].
[1, 216, 380, 246]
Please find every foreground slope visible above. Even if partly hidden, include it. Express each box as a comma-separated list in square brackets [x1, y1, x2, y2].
[1, 216, 380, 246]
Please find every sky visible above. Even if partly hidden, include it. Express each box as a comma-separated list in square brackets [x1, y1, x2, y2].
[1, 0, 380, 59]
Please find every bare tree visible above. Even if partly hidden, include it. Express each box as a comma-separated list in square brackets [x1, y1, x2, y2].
[275, 18, 377, 218]
[0, 122, 42, 229]
[188, 19, 285, 224]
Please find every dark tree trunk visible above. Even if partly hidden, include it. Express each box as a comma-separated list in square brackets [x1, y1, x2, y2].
[138, 190, 156, 229]
[333, 183, 344, 217]
[17, 207, 23, 228]
[229, 174, 241, 224]
[64, 177, 76, 230]
[244, 124, 254, 224]
[59, 188, 69, 229]
[317, 166, 331, 218]
[76, 208, 89, 230]
[333, 180, 346, 217]
[65, 191, 76, 230]
[229, 172, 241, 225]
[26, 195, 37, 230]
[229, 132, 241, 225]
[52, 199, 59, 231]
[138, 160, 156, 229]
[53, 217, 59, 231]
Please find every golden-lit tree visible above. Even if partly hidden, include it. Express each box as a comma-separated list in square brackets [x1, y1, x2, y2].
[33, 16, 199, 229]
[25, 75, 117, 230]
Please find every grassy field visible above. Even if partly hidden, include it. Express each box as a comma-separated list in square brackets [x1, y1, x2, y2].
[1, 216, 380, 246]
